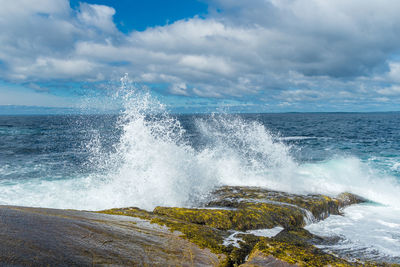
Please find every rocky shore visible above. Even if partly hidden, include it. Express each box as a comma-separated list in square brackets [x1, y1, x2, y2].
[0, 186, 397, 266]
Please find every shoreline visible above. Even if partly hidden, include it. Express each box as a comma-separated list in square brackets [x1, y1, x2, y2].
[2, 186, 397, 266]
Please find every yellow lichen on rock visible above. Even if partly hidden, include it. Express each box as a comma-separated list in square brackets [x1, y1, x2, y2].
[98, 186, 376, 267]
[249, 238, 355, 267]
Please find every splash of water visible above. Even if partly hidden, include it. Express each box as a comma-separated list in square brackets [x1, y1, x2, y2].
[2, 76, 400, 261]
[99, 75, 218, 209]
[0, 76, 400, 212]
[95, 76, 299, 209]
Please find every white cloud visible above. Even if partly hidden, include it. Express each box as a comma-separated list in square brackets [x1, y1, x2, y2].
[0, 0, 400, 105]
[77, 3, 117, 33]
[377, 86, 400, 96]
[385, 62, 400, 83]
[179, 55, 234, 76]
[279, 89, 326, 102]
[0, 0, 70, 17]
[170, 82, 188, 96]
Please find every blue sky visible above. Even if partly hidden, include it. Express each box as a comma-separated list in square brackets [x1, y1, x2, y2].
[1, 0, 400, 113]
[70, 0, 208, 32]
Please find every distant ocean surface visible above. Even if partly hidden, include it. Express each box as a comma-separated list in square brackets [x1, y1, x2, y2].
[1, 95, 400, 262]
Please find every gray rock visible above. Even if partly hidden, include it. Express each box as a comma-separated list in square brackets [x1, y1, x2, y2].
[0, 206, 224, 266]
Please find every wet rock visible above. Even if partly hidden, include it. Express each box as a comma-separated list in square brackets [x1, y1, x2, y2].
[273, 228, 324, 245]
[153, 203, 305, 231]
[337, 192, 368, 207]
[0, 186, 374, 267]
[99, 206, 229, 255]
[151, 186, 368, 235]
[240, 250, 297, 267]
[102, 186, 370, 266]
[208, 186, 367, 222]
[246, 237, 356, 266]
[0, 205, 225, 266]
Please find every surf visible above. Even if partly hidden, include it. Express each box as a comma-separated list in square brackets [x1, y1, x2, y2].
[0, 76, 400, 261]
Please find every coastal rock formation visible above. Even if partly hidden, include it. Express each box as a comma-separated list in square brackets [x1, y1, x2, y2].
[100, 186, 370, 266]
[2, 186, 392, 266]
[0, 206, 225, 266]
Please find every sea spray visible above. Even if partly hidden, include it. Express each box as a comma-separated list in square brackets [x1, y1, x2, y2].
[194, 113, 297, 189]
[0, 77, 300, 210]
[1, 81, 400, 260]
[102, 75, 219, 209]
[1, 77, 400, 211]
[89, 76, 300, 210]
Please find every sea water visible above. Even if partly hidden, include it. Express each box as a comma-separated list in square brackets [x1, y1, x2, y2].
[0, 83, 399, 262]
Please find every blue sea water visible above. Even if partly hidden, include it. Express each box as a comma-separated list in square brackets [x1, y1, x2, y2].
[1, 113, 399, 188]
[0, 89, 400, 262]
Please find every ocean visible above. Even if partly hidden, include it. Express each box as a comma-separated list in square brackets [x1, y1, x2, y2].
[0, 89, 399, 263]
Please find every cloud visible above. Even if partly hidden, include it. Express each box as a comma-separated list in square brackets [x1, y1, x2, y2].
[278, 89, 325, 102]
[377, 85, 400, 96]
[77, 3, 117, 33]
[384, 62, 400, 83]
[170, 82, 188, 96]
[1, 0, 400, 108]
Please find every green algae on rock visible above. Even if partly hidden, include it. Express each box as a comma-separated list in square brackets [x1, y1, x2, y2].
[245, 238, 353, 267]
[99, 186, 371, 267]
[242, 230, 400, 267]
[154, 202, 305, 231]
[153, 186, 367, 233]
[99, 206, 230, 256]
[208, 186, 366, 221]
[0, 186, 392, 267]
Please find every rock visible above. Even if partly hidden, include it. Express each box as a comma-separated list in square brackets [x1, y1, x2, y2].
[240, 250, 297, 267]
[101, 186, 370, 266]
[207, 186, 367, 221]
[0, 205, 225, 266]
[153, 203, 305, 231]
[239, 227, 359, 266]
[337, 192, 368, 207]
[150, 186, 367, 235]
[99, 206, 229, 256]
[246, 237, 356, 266]
[273, 228, 324, 245]
[0, 186, 374, 267]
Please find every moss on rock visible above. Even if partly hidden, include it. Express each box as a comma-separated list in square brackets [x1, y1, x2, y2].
[99, 207, 229, 255]
[99, 186, 374, 267]
[208, 186, 366, 221]
[249, 237, 355, 266]
[273, 227, 324, 245]
[153, 207, 234, 230]
[154, 202, 305, 231]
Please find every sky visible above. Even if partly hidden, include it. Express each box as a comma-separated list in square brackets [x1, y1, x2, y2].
[0, 0, 400, 113]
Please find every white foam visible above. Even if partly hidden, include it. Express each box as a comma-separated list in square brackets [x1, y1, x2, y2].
[391, 162, 400, 171]
[223, 226, 284, 248]
[279, 136, 317, 141]
[1, 76, 400, 262]
[1, 78, 400, 212]
[247, 227, 284, 237]
[306, 204, 400, 261]
[223, 231, 244, 248]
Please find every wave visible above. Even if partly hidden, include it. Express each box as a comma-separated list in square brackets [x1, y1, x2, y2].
[306, 204, 400, 261]
[0, 76, 400, 212]
[278, 136, 318, 141]
[1, 76, 400, 262]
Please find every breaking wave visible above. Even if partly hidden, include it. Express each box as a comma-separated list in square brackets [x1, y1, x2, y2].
[1, 76, 400, 212]
[2, 76, 400, 261]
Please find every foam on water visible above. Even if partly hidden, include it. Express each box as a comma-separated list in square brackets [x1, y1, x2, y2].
[223, 227, 284, 248]
[1, 78, 400, 211]
[306, 204, 400, 261]
[1, 77, 400, 261]
[1, 77, 400, 210]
